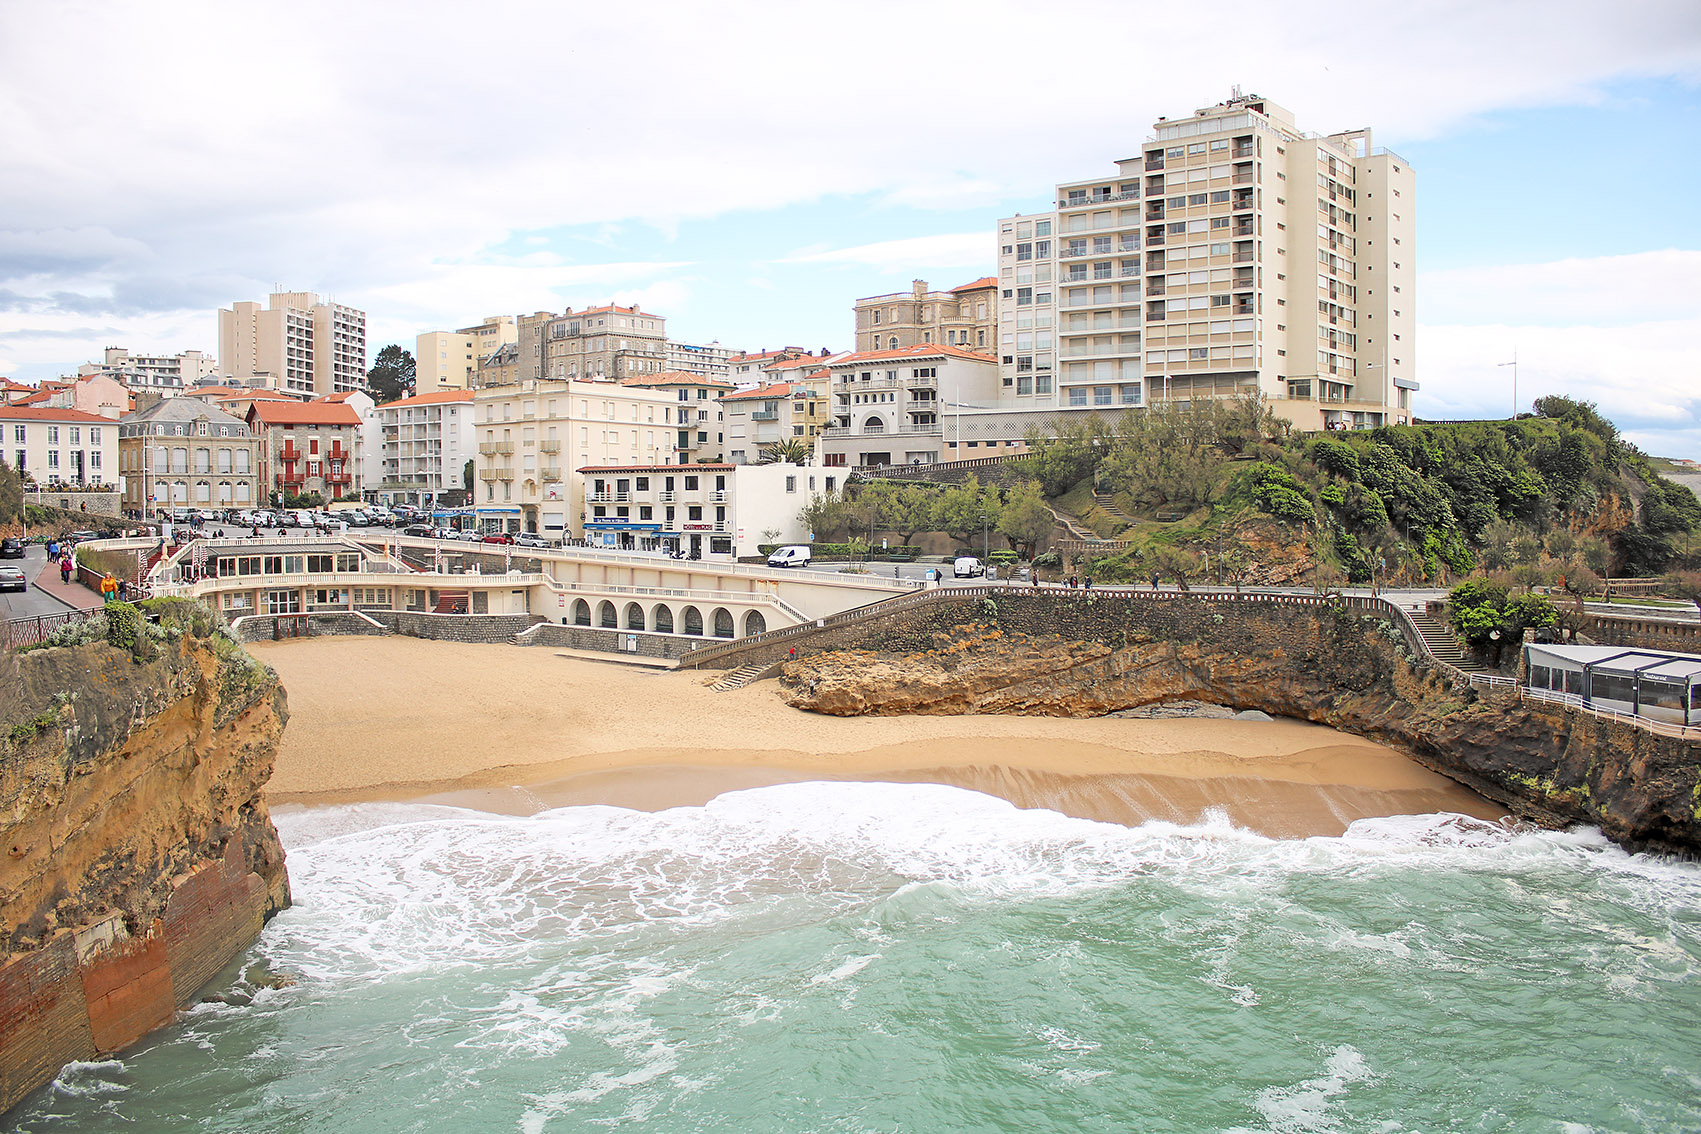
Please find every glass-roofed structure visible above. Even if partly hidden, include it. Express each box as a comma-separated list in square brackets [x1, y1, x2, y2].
[1524, 643, 1701, 726]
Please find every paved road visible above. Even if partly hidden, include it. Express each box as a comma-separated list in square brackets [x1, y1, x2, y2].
[1, 545, 79, 620]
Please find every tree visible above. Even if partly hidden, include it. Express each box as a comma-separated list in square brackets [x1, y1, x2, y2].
[464, 459, 474, 495]
[0, 458, 21, 528]
[798, 492, 850, 542]
[759, 438, 812, 465]
[997, 479, 1053, 559]
[1447, 579, 1558, 663]
[935, 476, 1001, 547]
[367, 345, 416, 403]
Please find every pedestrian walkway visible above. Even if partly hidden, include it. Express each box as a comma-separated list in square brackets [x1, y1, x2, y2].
[32, 563, 104, 611]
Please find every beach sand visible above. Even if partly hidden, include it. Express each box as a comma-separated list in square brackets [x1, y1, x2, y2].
[252, 635, 1507, 839]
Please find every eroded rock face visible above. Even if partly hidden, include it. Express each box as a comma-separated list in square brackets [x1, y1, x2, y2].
[0, 613, 289, 1114]
[781, 614, 1701, 857]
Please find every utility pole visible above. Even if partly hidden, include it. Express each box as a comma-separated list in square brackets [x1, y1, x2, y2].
[1498, 351, 1518, 419]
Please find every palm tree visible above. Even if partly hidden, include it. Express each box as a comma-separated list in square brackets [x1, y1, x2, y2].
[760, 438, 813, 465]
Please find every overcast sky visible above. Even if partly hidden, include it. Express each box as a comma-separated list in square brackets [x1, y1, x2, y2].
[2, 0, 1698, 455]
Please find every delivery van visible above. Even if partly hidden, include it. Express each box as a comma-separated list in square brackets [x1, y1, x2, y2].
[767, 545, 812, 568]
[953, 556, 985, 578]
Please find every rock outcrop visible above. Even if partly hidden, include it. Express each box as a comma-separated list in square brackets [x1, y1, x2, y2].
[0, 603, 289, 1114]
[774, 592, 1701, 856]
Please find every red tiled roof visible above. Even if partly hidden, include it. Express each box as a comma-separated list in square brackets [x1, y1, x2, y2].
[764, 353, 841, 372]
[950, 276, 997, 292]
[720, 382, 799, 402]
[379, 390, 473, 408]
[247, 401, 362, 426]
[829, 344, 997, 365]
[0, 406, 115, 424]
[619, 371, 734, 389]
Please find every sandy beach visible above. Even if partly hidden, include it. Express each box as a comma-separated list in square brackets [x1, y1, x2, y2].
[251, 635, 1507, 838]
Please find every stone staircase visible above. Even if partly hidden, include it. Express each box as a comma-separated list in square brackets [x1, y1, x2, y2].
[710, 661, 770, 691]
[1405, 608, 1483, 671]
[1093, 492, 1140, 527]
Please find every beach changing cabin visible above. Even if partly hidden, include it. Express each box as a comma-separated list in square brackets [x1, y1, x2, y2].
[1523, 643, 1701, 726]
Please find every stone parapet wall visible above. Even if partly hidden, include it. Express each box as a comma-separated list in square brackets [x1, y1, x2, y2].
[25, 489, 122, 518]
[365, 611, 543, 643]
[517, 622, 699, 659]
[1577, 611, 1701, 652]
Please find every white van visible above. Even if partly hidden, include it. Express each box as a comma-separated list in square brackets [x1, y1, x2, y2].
[953, 556, 984, 578]
[767, 545, 812, 568]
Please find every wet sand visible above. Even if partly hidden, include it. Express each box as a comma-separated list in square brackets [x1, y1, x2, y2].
[251, 636, 1508, 838]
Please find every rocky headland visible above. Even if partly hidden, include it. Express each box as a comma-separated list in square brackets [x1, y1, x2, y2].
[0, 601, 289, 1114]
[773, 591, 1701, 856]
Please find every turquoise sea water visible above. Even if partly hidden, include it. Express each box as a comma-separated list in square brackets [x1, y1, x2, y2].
[7, 783, 1701, 1133]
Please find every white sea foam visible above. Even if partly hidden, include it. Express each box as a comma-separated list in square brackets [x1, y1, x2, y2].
[48, 1059, 127, 1098]
[1228, 1044, 1376, 1134]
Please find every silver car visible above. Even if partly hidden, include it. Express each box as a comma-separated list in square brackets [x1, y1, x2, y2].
[0, 564, 27, 593]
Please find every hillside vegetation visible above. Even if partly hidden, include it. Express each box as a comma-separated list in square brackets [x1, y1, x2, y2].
[1015, 395, 1701, 590]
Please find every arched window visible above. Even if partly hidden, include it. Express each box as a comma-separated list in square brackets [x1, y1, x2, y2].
[572, 599, 591, 626]
[712, 608, 734, 639]
[888, 336, 898, 350]
[743, 610, 766, 637]
[682, 606, 703, 636]
[624, 602, 645, 630]
[653, 605, 674, 634]
[862, 416, 885, 435]
[598, 600, 618, 628]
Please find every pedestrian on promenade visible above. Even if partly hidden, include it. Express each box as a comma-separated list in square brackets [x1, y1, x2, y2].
[99, 573, 117, 601]
[118, 579, 130, 602]
[1152, 572, 1161, 590]
[1084, 576, 1093, 590]
[47, 539, 58, 560]
[59, 555, 72, 585]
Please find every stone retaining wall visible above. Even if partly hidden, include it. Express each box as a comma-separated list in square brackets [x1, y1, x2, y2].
[365, 611, 544, 643]
[517, 623, 700, 659]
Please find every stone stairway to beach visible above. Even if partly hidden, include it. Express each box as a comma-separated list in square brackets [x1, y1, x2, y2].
[710, 662, 770, 692]
[1092, 492, 1140, 527]
[1405, 609, 1483, 671]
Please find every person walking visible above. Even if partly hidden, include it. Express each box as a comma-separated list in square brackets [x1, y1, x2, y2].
[46, 539, 58, 561]
[1151, 572, 1161, 590]
[99, 573, 118, 602]
[59, 554, 73, 585]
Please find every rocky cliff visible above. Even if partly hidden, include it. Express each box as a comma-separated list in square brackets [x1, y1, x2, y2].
[774, 592, 1701, 856]
[0, 601, 289, 1114]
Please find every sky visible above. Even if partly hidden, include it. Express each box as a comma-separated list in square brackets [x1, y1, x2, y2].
[1, 0, 1698, 455]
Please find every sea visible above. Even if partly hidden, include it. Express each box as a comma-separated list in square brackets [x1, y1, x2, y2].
[6, 782, 1700, 1133]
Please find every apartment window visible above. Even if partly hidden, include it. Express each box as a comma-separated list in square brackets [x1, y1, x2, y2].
[1016, 243, 1032, 261]
[46, 427, 58, 445]
[1016, 287, 1032, 306]
[11, 426, 22, 443]
[1068, 387, 1089, 406]
[1035, 220, 1050, 236]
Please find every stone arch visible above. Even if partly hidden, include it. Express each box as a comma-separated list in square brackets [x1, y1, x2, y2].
[862, 415, 885, 435]
[743, 609, 767, 637]
[712, 607, 735, 639]
[598, 600, 618, 628]
[652, 604, 674, 634]
[624, 602, 645, 630]
[682, 605, 703, 636]
[572, 598, 591, 626]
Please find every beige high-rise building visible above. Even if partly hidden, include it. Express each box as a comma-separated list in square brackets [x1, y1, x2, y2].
[854, 278, 997, 354]
[416, 316, 517, 392]
[994, 92, 1414, 431]
[217, 291, 367, 398]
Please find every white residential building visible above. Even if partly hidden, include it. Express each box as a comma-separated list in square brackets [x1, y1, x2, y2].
[0, 406, 117, 487]
[218, 290, 368, 397]
[993, 91, 1414, 433]
[818, 345, 1002, 469]
[580, 461, 839, 558]
[375, 391, 476, 508]
[79, 347, 220, 395]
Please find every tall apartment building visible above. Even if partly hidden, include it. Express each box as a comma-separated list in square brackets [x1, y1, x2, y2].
[375, 390, 475, 508]
[416, 316, 517, 392]
[854, 278, 998, 353]
[217, 291, 368, 398]
[664, 340, 733, 381]
[993, 92, 1414, 433]
[79, 347, 220, 395]
[620, 372, 733, 463]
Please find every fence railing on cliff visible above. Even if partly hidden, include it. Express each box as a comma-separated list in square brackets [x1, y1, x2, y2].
[3, 608, 102, 650]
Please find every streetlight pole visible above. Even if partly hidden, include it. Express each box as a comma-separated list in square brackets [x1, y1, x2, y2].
[1498, 351, 1518, 419]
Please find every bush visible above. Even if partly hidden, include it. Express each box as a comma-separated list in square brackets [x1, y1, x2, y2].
[1447, 579, 1557, 648]
[104, 600, 141, 652]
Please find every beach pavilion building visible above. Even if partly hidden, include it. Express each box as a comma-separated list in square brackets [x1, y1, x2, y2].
[1524, 643, 1701, 726]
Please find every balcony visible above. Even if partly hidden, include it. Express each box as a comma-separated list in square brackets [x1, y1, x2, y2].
[542, 467, 563, 482]
[278, 445, 301, 462]
[1232, 251, 1254, 263]
[279, 472, 305, 488]
[1145, 159, 1164, 171]
[479, 468, 500, 482]
[1232, 173, 1254, 185]
[1232, 197, 1255, 211]
[588, 491, 631, 502]
[495, 440, 515, 453]
[327, 469, 352, 485]
[478, 442, 500, 455]
[539, 439, 560, 453]
[494, 468, 515, 481]
[750, 410, 779, 421]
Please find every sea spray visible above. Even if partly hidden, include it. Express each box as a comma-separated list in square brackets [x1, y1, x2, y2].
[6, 783, 1699, 1133]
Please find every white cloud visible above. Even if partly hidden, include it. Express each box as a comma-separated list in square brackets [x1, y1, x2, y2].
[1420, 250, 1701, 325]
[778, 233, 992, 274]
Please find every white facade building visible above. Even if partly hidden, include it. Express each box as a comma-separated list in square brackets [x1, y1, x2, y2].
[580, 461, 840, 558]
[0, 406, 117, 487]
[376, 391, 476, 507]
[79, 347, 220, 395]
[818, 345, 1002, 468]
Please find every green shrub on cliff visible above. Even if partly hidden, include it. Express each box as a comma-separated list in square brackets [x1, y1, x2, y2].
[104, 601, 141, 652]
[1447, 579, 1558, 652]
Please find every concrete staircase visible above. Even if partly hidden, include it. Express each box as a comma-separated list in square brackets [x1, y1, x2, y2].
[1405, 608, 1483, 671]
[710, 661, 770, 691]
[1093, 492, 1140, 528]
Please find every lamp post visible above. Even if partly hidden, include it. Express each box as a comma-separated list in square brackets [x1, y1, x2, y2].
[1498, 351, 1518, 419]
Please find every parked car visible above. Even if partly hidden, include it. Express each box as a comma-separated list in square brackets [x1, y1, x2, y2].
[513, 532, 552, 549]
[0, 537, 23, 559]
[953, 555, 985, 578]
[0, 564, 25, 592]
[481, 533, 515, 545]
[400, 524, 435, 538]
[67, 530, 101, 544]
[767, 545, 812, 568]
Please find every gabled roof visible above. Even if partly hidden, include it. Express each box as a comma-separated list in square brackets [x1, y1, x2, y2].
[247, 401, 362, 426]
[828, 344, 997, 365]
[950, 276, 997, 292]
[0, 406, 115, 424]
[720, 382, 799, 403]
